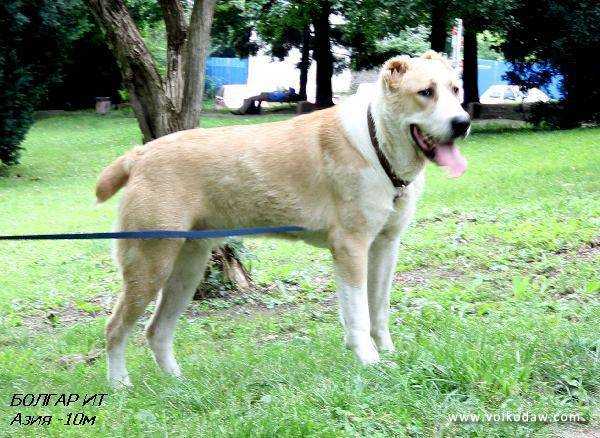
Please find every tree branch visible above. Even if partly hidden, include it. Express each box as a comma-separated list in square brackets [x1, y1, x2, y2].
[181, 0, 216, 128]
[159, 0, 188, 47]
[159, 0, 189, 109]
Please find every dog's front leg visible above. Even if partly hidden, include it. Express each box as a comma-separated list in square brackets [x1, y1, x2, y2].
[331, 233, 380, 365]
[367, 229, 402, 353]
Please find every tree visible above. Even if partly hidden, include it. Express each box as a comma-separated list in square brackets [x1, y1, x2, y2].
[255, 0, 338, 107]
[311, 0, 334, 107]
[44, 5, 124, 110]
[210, 1, 260, 58]
[85, 0, 216, 142]
[87, 0, 252, 289]
[429, 0, 448, 52]
[43, 0, 168, 111]
[0, 0, 80, 166]
[452, 0, 513, 105]
[342, 0, 418, 70]
[255, 0, 313, 100]
[461, 18, 479, 105]
[501, 0, 600, 127]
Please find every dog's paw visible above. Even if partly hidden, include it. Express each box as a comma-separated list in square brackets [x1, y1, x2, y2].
[353, 344, 381, 365]
[372, 331, 396, 353]
[158, 360, 182, 378]
[109, 374, 132, 389]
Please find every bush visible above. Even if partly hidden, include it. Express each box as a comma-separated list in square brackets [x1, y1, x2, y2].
[526, 102, 581, 130]
[0, 65, 34, 165]
[0, 0, 75, 165]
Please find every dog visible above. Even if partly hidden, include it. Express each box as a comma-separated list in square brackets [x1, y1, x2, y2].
[96, 51, 470, 387]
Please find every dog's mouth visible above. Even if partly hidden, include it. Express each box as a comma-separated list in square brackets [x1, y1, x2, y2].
[410, 124, 467, 178]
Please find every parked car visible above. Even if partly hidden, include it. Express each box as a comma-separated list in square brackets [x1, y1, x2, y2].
[481, 85, 550, 104]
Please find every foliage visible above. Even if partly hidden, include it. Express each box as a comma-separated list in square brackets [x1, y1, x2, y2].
[128, 0, 263, 61]
[125, 0, 162, 26]
[211, 1, 261, 57]
[254, 0, 311, 60]
[127, 1, 260, 81]
[17, 0, 161, 112]
[44, 6, 124, 109]
[526, 102, 581, 130]
[1, 111, 598, 435]
[477, 30, 503, 61]
[500, 0, 600, 126]
[141, 22, 169, 76]
[342, 0, 509, 70]
[341, 0, 421, 70]
[454, 0, 515, 30]
[0, 0, 78, 165]
[353, 26, 430, 70]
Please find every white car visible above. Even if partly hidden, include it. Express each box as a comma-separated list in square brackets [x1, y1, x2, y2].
[481, 85, 550, 104]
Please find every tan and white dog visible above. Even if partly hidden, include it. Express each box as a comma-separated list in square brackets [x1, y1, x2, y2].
[96, 51, 470, 387]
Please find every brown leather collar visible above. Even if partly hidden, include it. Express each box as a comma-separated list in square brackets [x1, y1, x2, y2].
[367, 104, 409, 189]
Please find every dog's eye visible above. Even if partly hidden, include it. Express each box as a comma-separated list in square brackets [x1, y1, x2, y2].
[452, 86, 460, 95]
[418, 88, 434, 98]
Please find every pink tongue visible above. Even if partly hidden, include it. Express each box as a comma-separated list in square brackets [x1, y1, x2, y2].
[433, 143, 467, 177]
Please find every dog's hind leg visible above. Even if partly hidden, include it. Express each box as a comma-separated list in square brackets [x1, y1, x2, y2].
[107, 239, 183, 388]
[146, 240, 213, 377]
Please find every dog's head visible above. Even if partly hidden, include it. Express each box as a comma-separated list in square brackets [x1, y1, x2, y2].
[379, 51, 470, 177]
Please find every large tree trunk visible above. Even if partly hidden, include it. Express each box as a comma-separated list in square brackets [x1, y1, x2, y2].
[87, 0, 174, 141]
[87, 0, 216, 139]
[462, 20, 479, 105]
[86, 0, 252, 291]
[430, 0, 448, 53]
[312, 0, 334, 108]
[559, 59, 581, 128]
[298, 24, 311, 101]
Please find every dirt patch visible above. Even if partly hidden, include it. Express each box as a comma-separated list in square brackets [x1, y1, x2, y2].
[19, 294, 113, 332]
[394, 267, 464, 288]
[538, 425, 600, 438]
[576, 237, 600, 262]
[17, 277, 336, 333]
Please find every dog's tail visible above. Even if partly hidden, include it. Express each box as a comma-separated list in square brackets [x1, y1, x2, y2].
[95, 146, 144, 203]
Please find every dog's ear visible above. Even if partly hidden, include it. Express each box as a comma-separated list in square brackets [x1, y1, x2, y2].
[381, 56, 410, 89]
[421, 50, 453, 70]
[421, 50, 443, 61]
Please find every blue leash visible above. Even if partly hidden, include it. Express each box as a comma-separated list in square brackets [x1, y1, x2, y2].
[0, 226, 305, 241]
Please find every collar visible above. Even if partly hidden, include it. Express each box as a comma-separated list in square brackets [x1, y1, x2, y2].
[367, 104, 410, 189]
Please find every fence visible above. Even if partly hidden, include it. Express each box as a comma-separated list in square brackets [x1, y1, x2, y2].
[205, 57, 249, 89]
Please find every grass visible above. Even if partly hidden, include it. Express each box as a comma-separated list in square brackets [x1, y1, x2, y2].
[0, 110, 598, 437]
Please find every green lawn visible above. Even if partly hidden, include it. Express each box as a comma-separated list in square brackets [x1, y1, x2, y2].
[0, 111, 598, 437]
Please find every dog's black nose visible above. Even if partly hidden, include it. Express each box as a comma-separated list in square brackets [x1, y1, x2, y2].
[451, 116, 471, 138]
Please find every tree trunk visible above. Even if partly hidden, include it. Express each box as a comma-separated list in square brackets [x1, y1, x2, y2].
[559, 59, 580, 128]
[159, 0, 187, 113]
[86, 0, 252, 291]
[298, 24, 311, 101]
[430, 1, 448, 53]
[180, 0, 214, 128]
[462, 20, 479, 105]
[312, 0, 334, 108]
[86, 0, 173, 142]
[87, 0, 216, 140]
